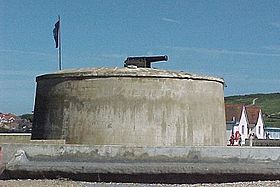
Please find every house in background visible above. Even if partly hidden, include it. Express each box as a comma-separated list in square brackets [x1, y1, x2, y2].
[0, 113, 32, 132]
[264, 127, 280, 139]
[0, 113, 16, 124]
[225, 104, 265, 145]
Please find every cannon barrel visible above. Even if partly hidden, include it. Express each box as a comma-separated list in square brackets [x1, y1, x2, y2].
[124, 55, 168, 68]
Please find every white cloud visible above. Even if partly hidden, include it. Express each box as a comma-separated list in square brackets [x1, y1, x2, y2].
[165, 46, 280, 57]
[161, 17, 180, 24]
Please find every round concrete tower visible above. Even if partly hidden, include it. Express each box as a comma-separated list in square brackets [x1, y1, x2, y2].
[32, 67, 226, 146]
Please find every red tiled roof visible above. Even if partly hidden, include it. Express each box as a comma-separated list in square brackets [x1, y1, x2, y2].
[245, 105, 261, 126]
[225, 104, 244, 122]
[225, 104, 261, 127]
[0, 113, 16, 121]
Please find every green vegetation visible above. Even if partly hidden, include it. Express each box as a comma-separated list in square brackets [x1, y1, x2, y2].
[20, 113, 33, 122]
[225, 93, 280, 127]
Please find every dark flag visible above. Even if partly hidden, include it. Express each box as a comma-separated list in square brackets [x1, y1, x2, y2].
[53, 20, 60, 48]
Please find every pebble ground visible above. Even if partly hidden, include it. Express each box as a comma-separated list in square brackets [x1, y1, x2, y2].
[1, 180, 280, 187]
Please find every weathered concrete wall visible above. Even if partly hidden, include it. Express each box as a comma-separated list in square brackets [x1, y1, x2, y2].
[2, 143, 280, 164]
[2, 144, 280, 177]
[0, 133, 31, 143]
[245, 139, 280, 146]
[32, 68, 226, 146]
[0, 134, 65, 144]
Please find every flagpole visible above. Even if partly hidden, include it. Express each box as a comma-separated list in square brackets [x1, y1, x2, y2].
[58, 15, 62, 70]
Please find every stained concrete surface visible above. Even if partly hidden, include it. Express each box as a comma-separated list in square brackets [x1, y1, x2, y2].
[32, 67, 226, 146]
[1, 143, 280, 183]
[2, 144, 280, 164]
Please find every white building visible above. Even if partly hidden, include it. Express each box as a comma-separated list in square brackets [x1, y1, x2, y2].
[225, 104, 265, 145]
[0, 113, 15, 124]
[264, 127, 280, 139]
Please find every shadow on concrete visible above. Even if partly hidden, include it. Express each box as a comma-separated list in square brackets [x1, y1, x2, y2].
[1, 171, 280, 184]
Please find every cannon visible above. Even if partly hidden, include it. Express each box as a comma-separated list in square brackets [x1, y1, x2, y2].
[124, 55, 168, 68]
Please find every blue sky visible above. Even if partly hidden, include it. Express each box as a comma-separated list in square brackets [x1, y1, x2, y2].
[1, 0, 280, 115]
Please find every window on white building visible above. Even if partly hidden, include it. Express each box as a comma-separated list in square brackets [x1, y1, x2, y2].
[259, 126, 261, 134]
[242, 125, 244, 134]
